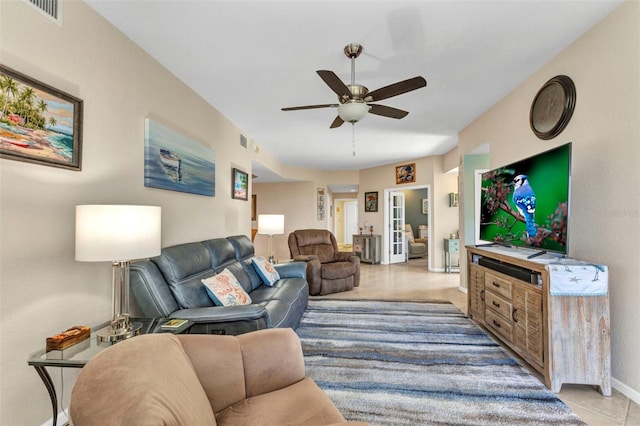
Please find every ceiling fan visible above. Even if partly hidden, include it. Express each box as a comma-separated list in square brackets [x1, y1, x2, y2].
[282, 43, 427, 128]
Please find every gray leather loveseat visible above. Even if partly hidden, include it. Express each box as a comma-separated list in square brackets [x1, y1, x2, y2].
[129, 235, 308, 335]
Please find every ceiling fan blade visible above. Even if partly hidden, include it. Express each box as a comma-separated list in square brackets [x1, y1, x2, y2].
[281, 103, 338, 111]
[330, 116, 345, 128]
[369, 104, 409, 119]
[366, 76, 427, 102]
[317, 70, 351, 98]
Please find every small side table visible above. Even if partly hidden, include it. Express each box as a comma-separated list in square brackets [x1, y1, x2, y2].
[27, 318, 193, 426]
[352, 234, 381, 264]
[444, 238, 460, 273]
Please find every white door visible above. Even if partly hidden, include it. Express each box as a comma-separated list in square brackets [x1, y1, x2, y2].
[388, 191, 405, 263]
[344, 201, 358, 244]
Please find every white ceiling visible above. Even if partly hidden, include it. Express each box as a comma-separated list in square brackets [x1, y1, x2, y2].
[86, 0, 622, 180]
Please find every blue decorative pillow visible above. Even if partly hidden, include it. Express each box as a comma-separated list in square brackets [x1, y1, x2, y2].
[252, 256, 280, 286]
[201, 269, 252, 306]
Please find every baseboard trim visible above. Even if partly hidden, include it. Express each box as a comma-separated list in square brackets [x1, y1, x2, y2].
[612, 377, 640, 405]
[41, 411, 68, 426]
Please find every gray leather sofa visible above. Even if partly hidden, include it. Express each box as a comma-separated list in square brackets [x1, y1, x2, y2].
[129, 235, 309, 335]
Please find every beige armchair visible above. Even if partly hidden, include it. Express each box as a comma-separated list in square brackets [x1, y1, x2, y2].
[69, 329, 368, 425]
[288, 229, 360, 296]
[405, 224, 427, 259]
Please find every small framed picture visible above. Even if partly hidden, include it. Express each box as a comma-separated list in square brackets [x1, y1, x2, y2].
[421, 198, 429, 214]
[396, 163, 416, 184]
[364, 191, 378, 212]
[232, 168, 248, 200]
[317, 187, 325, 220]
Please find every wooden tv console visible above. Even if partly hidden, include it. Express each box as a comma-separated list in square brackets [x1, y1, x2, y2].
[466, 245, 611, 396]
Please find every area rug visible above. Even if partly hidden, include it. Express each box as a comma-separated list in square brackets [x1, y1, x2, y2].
[295, 299, 585, 426]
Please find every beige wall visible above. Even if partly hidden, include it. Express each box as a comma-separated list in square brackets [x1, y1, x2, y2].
[458, 1, 639, 401]
[359, 156, 458, 269]
[0, 2, 259, 425]
[252, 181, 322, 262]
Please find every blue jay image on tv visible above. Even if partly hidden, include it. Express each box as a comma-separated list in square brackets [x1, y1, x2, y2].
[512, 174, 537, 237]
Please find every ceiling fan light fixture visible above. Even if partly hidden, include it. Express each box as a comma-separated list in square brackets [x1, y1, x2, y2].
[337, 102, 370, 123]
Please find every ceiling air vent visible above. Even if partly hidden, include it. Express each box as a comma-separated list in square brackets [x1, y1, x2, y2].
[240, 134, 247, 149]
[23, 0, 61, 24]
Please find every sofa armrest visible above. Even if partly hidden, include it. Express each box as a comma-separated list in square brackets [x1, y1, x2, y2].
[236, 328, 306, 397]
[335, 251, 358, 262]
[171, 305, 272, 327]
[273, 261, 306, 279]
[292, 254, 319, 262]
[292, 256, 322, 295]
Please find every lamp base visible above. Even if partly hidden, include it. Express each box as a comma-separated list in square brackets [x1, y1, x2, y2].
[96, 317, 142, 343]
[268, 255, 276, 264]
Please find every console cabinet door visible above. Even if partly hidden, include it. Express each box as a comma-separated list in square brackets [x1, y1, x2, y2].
[512, 281, 544, 369]
[468, 264, 485, 323]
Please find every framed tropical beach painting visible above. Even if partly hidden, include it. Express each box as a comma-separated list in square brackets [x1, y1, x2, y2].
[232, 168, 248, 200]
[0, 65, 83, 170]
[144, 118, 215, 196]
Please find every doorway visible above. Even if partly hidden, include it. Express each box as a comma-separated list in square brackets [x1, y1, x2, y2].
[383, 184, 431, 268]
[334, 199, 358, 245]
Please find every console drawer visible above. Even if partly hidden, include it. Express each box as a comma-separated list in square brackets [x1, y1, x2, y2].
[485, 290, 512, 321]
[485, 308, 513, 342]
[484, 272, 512, 300]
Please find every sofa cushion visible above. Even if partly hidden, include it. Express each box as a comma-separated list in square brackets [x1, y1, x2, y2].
[321, 261, 356, 280]
[202, 269, 252, 306]
[227, 235, 255, 261]
[215, 378, 346, 426]
[152, 242, 216, 309]
[252, 256, 280, 286]
[203, 238, 238, 270]
[69, 334, 216, 425]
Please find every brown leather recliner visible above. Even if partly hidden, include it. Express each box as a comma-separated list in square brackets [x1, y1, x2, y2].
[288, 229, 360, 296]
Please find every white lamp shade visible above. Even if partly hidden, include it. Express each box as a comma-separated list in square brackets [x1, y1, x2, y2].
[76, 205, 162, 262]
[337, 102, 370, 123]
[257, 214, 284, 235]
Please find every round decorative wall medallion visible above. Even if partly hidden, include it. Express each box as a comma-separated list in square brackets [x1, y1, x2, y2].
[530, 75, 576, 140]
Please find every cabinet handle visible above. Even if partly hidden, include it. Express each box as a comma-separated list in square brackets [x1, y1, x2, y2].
[492, 320, 501, 328]
[492, 281, 500, 288]
[512, 308, 518, 322]
[492, 301, 500, 308]
[480, 289, 485, 301]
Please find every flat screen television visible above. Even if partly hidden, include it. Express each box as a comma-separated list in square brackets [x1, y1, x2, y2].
[478, 142, 571, 255]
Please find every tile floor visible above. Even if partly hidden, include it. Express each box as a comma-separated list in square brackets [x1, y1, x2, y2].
[314, 258, 639, 426]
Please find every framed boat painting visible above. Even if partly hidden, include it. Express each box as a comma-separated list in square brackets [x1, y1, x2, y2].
[0, 65, 83, 170]
[144, 118, 215, 196]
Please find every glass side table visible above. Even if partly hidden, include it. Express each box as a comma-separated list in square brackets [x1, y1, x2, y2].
[27, 318, 193, 426]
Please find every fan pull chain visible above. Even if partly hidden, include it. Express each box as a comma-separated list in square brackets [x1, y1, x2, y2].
[352, 124, 356, 156]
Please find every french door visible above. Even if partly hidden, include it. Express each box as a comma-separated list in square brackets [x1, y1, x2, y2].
[388, 191, 405, 263]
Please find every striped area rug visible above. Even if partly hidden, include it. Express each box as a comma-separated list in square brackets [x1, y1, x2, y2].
[295, 299, 585, 426]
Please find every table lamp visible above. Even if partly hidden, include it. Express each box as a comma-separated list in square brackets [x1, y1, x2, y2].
[75, 205, 161, 343]
[257, 214, 284, 264]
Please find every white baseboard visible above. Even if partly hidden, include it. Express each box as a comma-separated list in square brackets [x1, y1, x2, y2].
[41, 411, 68, 426]
[612, 377, 640, 405]
[458, 285, 468, 294]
